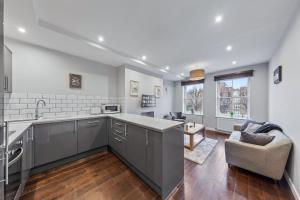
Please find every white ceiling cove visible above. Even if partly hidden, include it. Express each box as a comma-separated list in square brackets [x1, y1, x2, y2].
[4, 0, 300, 80]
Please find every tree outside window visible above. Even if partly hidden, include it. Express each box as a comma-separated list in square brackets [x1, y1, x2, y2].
[183, 84, 204, 115]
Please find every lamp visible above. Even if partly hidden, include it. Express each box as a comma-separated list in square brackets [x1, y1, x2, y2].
[190, 69, 205, 80]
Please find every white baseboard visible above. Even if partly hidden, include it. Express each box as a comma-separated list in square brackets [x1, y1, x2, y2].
[284, 170, 300, 200]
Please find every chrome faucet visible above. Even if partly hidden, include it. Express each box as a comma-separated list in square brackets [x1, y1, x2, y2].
[35, 99, 46, 119]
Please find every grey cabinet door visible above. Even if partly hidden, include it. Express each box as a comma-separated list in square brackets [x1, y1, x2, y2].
[146, 130, 162, 187]
[109, 133, 125, 157]
[34, 121, 77, 167]
[77, 118, 107, 153]
[4, 46, 12, 93]
[126, 124, 147, 174]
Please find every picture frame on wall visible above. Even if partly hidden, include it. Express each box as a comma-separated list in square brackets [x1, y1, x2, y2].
[273, 66, 282, 84]
[130, 80, 139, 97]
[154, 85, 161, 98]
[69, 73, 82, 89]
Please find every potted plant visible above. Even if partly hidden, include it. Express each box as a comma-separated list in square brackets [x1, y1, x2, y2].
[230, 111, 234, 118]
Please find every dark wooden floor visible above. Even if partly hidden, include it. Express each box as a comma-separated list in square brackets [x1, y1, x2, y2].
[21, 131, 294, 200]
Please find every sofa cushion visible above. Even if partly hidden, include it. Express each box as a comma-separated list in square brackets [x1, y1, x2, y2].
[240, 132, 275, 146]
[244, 123, 262, 134]
[254, 123, 283, 133]
[240, 120, 265, 131]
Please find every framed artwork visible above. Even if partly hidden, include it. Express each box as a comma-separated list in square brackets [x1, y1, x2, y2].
[69, 73, 82, 89]
[154, 85, 161, 98]
[130, 80, 139, 97]
[273, 66, 282, 84]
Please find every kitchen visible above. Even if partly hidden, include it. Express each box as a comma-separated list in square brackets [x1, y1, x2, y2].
[0, 1, 184, 199]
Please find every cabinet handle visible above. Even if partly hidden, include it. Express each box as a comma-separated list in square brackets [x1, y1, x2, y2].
[125, 124, 127, 137]
[145, 130, 149, 146]
[115, 122, 123, 126]
[4, 76, 7, 91]
[114, 137, 122, 142]
[88, 120, 100, 124]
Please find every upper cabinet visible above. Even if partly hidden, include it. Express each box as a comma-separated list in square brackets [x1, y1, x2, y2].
[4, 45, 12, 93]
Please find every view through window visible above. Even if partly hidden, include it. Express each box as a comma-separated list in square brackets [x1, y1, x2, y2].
[183, 84, 204, 115]
[216, 78, 249, 119]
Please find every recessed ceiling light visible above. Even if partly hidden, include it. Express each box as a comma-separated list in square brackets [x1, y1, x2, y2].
[165, 66, 170, 70]
[142, 55, 147, 61]
[232, 61, 237, 65]
[215, 15, 223, 23]
[18, 27, 26, 33]
[98, 36, 104, 43]
[131, 59, 147, 66]
[226, 45, 232, 51]
[160, 69, 167, 73]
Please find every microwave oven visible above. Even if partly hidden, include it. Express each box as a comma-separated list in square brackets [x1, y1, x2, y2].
[102, 104, 121, 114]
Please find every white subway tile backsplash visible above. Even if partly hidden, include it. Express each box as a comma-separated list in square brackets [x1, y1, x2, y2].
[56, 94, 66, 99]
[10, 93, 27, 99]
[28, 93, 42, 99]
[50, 99, 61, 104]
[4, 92, 123, 120]
[10, 104, 27, 109]
[20, 99, 35, 104]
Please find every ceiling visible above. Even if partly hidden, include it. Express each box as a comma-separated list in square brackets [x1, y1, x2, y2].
[4, 0, 300, 80]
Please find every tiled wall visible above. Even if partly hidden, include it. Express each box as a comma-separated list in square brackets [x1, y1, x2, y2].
[4, 93, 124, 120]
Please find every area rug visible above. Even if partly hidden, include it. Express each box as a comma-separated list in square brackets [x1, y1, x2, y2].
[184, 138, 218, 165]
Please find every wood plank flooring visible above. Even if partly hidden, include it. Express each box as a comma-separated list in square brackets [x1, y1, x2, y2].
[21, 131, 294, 200]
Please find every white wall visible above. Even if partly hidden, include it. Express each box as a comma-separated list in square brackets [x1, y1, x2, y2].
[123, 66, 175, 118]
[5, 38, 118, 96]
[174, 63, 269, 131]
[269, 7, 300, 197]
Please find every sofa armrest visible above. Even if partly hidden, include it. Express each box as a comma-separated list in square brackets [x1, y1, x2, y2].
[225, 139, 267, 168]
[233, 124, 243, 131]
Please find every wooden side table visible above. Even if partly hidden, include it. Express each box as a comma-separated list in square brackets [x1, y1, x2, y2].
[184, 123, 205, 151]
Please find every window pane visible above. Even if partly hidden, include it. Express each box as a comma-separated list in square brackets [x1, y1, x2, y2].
[233, 78, 248, 97]
[216, 77, 249, 118]
[218, 80, 233, 97]
[183, 84, 203, 114]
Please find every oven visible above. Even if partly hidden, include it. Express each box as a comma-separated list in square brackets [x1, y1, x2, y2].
[102, 104, 121, 114]
[5, 137, 23, 200]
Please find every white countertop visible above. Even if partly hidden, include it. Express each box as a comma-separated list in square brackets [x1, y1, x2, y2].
[6, 113, 183, 146]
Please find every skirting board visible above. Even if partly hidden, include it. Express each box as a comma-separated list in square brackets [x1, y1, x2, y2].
[284, 170, 300, 200]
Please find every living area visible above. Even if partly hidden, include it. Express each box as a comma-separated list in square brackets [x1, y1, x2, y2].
[2, 0, 300, 199]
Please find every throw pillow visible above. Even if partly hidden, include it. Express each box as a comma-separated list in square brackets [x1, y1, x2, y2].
[240, 132, 275, 146]
[240, 120, 265, 131]
[254, 123, 283, 133]
[244, 123, 262, 134]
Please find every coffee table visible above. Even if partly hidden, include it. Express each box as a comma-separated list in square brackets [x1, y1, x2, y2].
[184, 123, 205, 151]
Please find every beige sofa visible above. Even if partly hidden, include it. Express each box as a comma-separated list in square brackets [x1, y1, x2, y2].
[225, 124, 292, 180]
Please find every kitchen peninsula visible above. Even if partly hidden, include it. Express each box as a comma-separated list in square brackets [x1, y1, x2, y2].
[6, 113, 184, 199]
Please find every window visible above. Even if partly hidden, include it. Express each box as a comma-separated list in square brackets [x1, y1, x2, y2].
[183, 84, 204, 115]
[216, 77, 249, 119]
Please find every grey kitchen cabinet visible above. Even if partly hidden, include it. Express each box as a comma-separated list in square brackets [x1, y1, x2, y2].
[146, 130, 162, 187]
[125, 124, 147, 174]
[109, 132, 126, 157]
[22, 126, 34, 189]
[77, 118, 107, 153]
[4, 45, 12, 93]
[108, 118, 126, 158]
[34, 121, 77, 167]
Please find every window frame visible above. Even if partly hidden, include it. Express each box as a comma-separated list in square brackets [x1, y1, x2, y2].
[182, 83, 204, 115]
[216, 77, 250, 119]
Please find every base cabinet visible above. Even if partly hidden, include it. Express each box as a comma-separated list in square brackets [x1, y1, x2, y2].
[22, 127, 34, 189]
[34, 121, 77, 167]
[146, 130, 162, 187]
[126, 125, 147, 174]
[77, 118, 107, 153]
